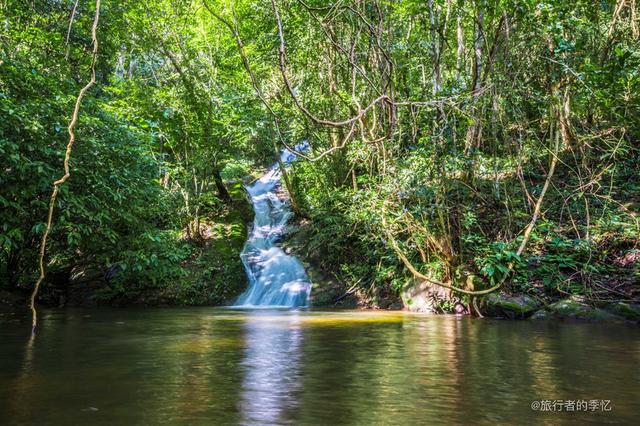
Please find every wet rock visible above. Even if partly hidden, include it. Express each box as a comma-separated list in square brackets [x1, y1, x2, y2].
[530, 309, 549, 320]
[604, 302, 640, 321]
[388, 301, 405, 310]
[482, 293, 542, 319]
[530, 298, 619, 322]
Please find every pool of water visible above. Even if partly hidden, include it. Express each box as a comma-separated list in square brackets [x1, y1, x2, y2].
[0, 308, 638, 425]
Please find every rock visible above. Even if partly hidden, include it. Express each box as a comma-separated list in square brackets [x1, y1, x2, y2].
[530, 309, 549, 320]
[482, 292, 542, 319]
[530, 298, 620, 322]
[281, 220, 362, 308]
[604, 302, 640, 321]
[454, 302, 467, 314]
[613, 249, 640, 267]
[66, 265, 109, 306]
[388, 301, 405, 310]
[401, 279, 453, 313]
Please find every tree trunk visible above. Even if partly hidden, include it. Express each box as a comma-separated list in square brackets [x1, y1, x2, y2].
[213, 168, 232, 204]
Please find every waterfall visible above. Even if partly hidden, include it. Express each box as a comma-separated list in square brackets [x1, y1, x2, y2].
[234, 142, 311, 308]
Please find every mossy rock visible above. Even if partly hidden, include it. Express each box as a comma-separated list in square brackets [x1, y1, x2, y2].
[303, 260, 358, 307]
[229, 182, 254, 223]
[604, 302, 640, 321]
[482, 293, 542, 319]
[282, 221, 359, 308]
[531, 298, 621, 322]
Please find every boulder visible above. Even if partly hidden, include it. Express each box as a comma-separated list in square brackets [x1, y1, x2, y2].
[604, 302, 640, 321]
[482, 293, 542, 319]
[401, 279, 457, 313]
[530, 298, 619, 322]
[281, 220, 361, 308]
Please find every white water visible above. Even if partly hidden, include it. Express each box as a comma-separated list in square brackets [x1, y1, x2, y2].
[235, 143, 311, 308]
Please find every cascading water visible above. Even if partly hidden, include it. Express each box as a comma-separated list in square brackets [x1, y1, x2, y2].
[234, 143, 311, 308]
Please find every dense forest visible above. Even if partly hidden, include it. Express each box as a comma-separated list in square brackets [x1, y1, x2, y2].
[1, 0, 638, 318]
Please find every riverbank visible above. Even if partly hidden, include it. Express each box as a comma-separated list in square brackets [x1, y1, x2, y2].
[1, 182, 253, 310]
[280, 217, 639, 323]
[3, 290, 639, 324]
[2, 180, 637, 324]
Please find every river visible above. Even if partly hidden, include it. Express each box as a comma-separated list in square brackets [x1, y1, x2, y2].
[0, 308, 638, 425]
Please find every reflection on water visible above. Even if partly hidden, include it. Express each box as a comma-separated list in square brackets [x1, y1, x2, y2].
[240, 312, 303, 425]
[0, 308, 639, 425]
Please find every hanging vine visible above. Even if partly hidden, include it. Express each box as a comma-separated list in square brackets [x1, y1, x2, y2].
[30, 0, 101, 334]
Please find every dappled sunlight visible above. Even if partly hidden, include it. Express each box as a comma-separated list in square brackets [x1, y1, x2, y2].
[1, 1, 638, 424]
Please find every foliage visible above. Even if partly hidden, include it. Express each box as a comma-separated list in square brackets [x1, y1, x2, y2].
[1, 0, 638, 309]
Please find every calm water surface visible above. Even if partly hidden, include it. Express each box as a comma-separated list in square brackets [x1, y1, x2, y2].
[0, 308, 638, 425]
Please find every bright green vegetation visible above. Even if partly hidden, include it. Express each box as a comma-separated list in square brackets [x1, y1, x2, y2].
[1, 1, 638, 311]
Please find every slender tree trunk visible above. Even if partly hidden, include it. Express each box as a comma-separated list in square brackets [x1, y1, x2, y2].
[428, 0, 441, 95]
[213, 168, 232, 203]
[464, 0, 484, 179]
[456, 3, 464, 82]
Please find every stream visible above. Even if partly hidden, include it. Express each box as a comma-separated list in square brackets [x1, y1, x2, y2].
[235, 143, 311, 308]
